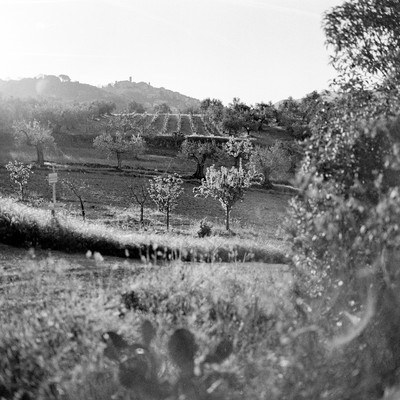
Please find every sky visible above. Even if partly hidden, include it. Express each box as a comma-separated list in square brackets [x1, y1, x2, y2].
[0, 0, 344, 105]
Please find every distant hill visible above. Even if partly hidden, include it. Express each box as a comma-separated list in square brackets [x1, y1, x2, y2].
[103, 80, 200, 112]
[0, 75, 200, 112]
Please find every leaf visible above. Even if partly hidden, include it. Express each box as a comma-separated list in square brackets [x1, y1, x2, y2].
[102, 331, 129, 348]
[204, 339, 233, 364]
[141, 320, 156, 348]
[168, 329, 197, 372]
[102, 331, 129, 361]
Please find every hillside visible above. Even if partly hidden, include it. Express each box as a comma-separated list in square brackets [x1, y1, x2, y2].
[103, 80, 200, 112]
[0, 75, 200, 112]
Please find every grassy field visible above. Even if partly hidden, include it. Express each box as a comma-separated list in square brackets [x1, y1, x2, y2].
[0, 242, 294, 400]
[0, 134, 291, 250]
[0, 127, 299, 399]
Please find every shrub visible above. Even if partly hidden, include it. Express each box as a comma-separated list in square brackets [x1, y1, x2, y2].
[197, 218, 212, 238]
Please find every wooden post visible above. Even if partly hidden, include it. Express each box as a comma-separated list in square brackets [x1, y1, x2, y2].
[48, 166, 58, 217]
[52, 182, 56, 216]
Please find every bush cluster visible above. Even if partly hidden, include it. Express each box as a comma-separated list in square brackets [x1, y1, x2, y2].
[197, 218, 212, 238]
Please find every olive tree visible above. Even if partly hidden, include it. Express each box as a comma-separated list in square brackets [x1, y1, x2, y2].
[179, 139, 219, 180]
[249, 142, 291, 189]
[148, 173, 184, 230]
[12, 119, 54, 166]
[93, 131, 145, 169]
[193, 162, 262, 230]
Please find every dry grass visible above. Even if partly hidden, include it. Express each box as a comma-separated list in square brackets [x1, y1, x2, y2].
[0, 242, 293, 400]
[0, 196, 289, 263]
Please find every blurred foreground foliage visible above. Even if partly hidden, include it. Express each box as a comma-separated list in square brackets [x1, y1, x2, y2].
[0, 257, 295, 400]
[286, 0, 400, 398]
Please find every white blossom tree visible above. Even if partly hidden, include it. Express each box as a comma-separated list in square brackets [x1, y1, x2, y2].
[5, 161, 33, 201]
[12, 119, 54, 166]
[148, 173, 184, 230]
[193, 162, 262, 230]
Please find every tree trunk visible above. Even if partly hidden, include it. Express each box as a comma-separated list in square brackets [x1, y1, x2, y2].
[140, 204, 144, 224]
[53, 123, 62, 135]
[263, 169, 274, 189]
[166, 208, 170, 230]
[78, 197, 85, 221]
[192, 162, 205, 180]
[36, 144, 45, 166]
[116, 152, 123, 169]
[225, 206, 231, 231]
[262, 177, 274, 189]
[19, 184, 24, 201]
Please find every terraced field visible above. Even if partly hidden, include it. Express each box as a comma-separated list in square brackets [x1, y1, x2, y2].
[192, 115, 206, 135]
[149, 113, 165, 132]
[180, 114, 192, 135]
[135, 113, 219, 136]
[166, 114, 178, 133]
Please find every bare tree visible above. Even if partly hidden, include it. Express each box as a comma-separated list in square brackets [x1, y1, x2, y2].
[129, 182, 150, 225]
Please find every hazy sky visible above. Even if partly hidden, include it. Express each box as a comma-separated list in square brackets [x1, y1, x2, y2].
[0, 0, 344, 104]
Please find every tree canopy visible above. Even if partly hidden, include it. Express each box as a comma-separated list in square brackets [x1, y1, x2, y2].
[324, 0, 400, 90]
[179, 139, 220, 180]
